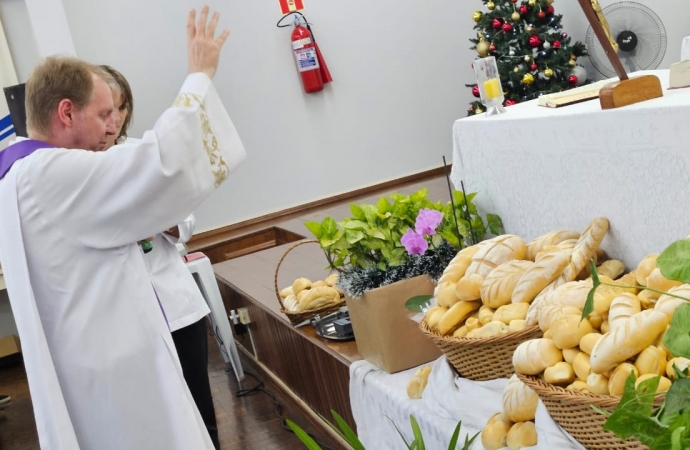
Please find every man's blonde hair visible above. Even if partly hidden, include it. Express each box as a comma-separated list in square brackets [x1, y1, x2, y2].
[25, 56, 115, 136]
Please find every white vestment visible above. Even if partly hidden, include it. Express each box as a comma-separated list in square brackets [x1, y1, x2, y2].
[0, 73, 246, 449]
[145, 214, 210, 332]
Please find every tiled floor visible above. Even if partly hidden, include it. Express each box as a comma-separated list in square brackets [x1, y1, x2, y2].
[0, 329, 336, 450]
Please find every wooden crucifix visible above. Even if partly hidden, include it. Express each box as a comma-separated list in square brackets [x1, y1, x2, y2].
[577, 0, 663, 109]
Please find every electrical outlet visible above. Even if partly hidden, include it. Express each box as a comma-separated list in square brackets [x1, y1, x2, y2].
[238, 307, 251, 325]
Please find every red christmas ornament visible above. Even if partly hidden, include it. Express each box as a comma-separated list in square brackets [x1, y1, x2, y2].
[492, 18, 503, 29]
[511, 0, 518, 2]
[569, 75, 578, 85]
[538, 11, 546, 19]
[553, 40, 561, 49]
[519, 5, 528, 14]
[529, 35, 542, 48]
[505, 99, 517, 106]
[472, 85, 480, 98]
[530, 63, 537, 71]
[547, 5, 555, 14]
[502, 23, 513, 32]
[489, 44, 496, 52]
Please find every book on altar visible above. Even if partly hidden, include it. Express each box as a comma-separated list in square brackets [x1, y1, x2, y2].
[669, 60, 690, 90]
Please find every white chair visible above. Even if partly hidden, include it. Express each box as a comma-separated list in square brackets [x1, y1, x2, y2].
[178, 245, 244, 383]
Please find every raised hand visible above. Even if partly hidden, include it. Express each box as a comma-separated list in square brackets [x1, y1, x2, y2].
[187, 6, 230, 79]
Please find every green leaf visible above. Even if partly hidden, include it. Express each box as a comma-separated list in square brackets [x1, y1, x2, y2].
[331, 410, 366, 450]
[286, 419, 323, 450]
[431, 234, 444, 248]
[486, 214, 504, 236]
[591, 404, 612, 418]
[350, 204, 366, 220]
[439, 229, 460, 248]
[321, 217, 338, 239]
[409, 415, 425, 450]
[664, 304, 690, 359]
[345, 230, 365, 245]
[447, 421, 462, 450]
[603, 409, 671, 447]
[635, 375, 661, 417]
[362, 204, 379, 225]
[320, 228, 344, 248]
[410, 189, 429, 204]
[582, 260, 599, 321]
[387, 416, 412, 449]
[367, 228, 387, 240]
[462, 432, 480, 450]
[665, 379, 690, 417]
[343, 220, 368, 230]
[406, 295, 434, 313]
[658, 239, 690, 284]
[671, 426, 685, 450]
[305, 221, 322, 239]
[377, 197, 392, 215]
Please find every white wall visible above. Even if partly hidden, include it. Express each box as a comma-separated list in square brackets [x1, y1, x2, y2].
[0, 0, 40, 81]
[1, 0, 689, 232]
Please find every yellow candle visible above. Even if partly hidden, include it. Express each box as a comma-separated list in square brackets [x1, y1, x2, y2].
[483, 78, 501, 100]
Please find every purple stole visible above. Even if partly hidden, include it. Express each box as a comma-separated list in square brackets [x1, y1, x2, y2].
[0, 139, 54, 180]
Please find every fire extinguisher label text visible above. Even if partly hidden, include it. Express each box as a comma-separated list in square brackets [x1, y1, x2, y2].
[294, 48, 319, 72]
[292, 37, 312, 50]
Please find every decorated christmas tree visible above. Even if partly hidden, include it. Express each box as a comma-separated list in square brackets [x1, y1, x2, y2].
[467, 0, 589, 115]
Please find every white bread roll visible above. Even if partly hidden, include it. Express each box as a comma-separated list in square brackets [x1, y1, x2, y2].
[589, 310, 669, 374]
[525, 279, 591, 327]
[538, 305, 582, 333]
[292, 277, 312, 295]
[481, 413, 513, 450]
[283, 295, 299, 312]
[535, 239, 578, 262]
[438, 301, 481, 336]
[508, 319, 527, 333]
[563, 348, 580, 365]
[435, 245, 481, 291]
[554, 218, 610, 290]
[465, 317, 481, 332]
[526, 229, 580, 261]
[586, 373, 610, 395]
[279, 286, 294, 298]
[506, 422, 538, 450]
[493, 303, 529, 325]
[579, 333, 603, 355]
[502, 375, 539, 422]
[597, 260, 625, 280]
[667, 357, 690, 379]
[566, 380, 590, 393]
[455, 274, 484, 302]
[635, 374, 672, 393]
[466, 235, 527, 278]
[601, 320, 610, 334]
[426, 306, 448, 331]
[480, 260, 534, 309]
[638, 289, 660, 309]
[299, 286, 340, 311]
[550, 316, 594, 350]
[573, 352, 592, 381]
[325, 273, 339, 287]
[453, 326, 469, 338]
[513, 339, 563, 375]
[435, 282, 461, 308]
[634, 346, 666, 376]
[512, 251, 570, 304]
[655, 284, 690, 319]
[479, 305, 496, 325]
[647, 268, 683, 293]
[406, 365, 432, 399]
[467, 320, 508, 338]
[588, 313, 604, 330]
[544, 361, 576, 385]
[609, 293, 642, 331]
[636, 254, 659, 286]
[608, 363, 639, 396]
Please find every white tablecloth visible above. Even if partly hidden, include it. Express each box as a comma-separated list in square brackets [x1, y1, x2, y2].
[450, 70, 690, 269]
[349, 356, 585, 450]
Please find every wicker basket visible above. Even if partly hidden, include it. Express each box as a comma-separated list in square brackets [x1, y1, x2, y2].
[517, 373, 664, 450]
[419, 319, 542, 380]
[274, 239, 345, 326]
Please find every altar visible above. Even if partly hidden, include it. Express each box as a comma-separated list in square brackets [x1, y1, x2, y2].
[451, 69, 690, 268]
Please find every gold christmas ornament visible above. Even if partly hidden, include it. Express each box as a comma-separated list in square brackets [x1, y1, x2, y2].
[546, 0, 554, 4]
[487, 1, 496, 10]
[569, 59, 576, 66]
[526, 26, 533, 33]
[477, 40, 490, 57]
[514, 66, 520, 73]
[472, 11, 483, 22]
[524, 55, 531, 62]
[522, 73, 535, 85]
[511, 12, 521, 21]
[528, 0, 536, 5]
[544, 68, 554, 77]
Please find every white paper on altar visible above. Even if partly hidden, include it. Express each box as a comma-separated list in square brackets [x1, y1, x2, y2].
[350, 356, 584, 450]
[0, 17, 18, 150]
[682, 37, 690, 61]
[450, 69, 690, 270]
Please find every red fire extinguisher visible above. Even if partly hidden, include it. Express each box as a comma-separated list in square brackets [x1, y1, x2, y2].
[280, 13, 332, 94]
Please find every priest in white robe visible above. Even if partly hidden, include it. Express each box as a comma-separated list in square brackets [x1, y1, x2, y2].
[0, 7, 244, 449]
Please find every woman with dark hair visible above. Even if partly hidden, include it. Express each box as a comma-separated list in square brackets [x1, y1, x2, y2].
[102, 65, 221, 449]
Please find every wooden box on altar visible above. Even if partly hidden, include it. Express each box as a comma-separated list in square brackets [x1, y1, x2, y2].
[346, 275, 441, 373]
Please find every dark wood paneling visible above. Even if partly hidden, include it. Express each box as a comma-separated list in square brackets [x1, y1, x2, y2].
[199, 227, 305, 264]
[219, 282, 356, 432]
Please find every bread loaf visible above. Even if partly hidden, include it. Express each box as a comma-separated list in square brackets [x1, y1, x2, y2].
[636, 254, 659, 286]
[325, 273, 339, 287]
[512, 251, 570, 304]
[455, 274, 484, 302]
[609, 293, 642, 331]
[563, 348, 579, 365]
[573, 352, 592, 381]
[279, 286, 294, 298]
[406, 365, 432, 399]
[608, 363, 639, 396]
[493, 303, 529, 324]
[513, 339, 563, 375]
[453, 326, 469, 338]
[555, 218, 610, 289]
[550, 315, 594, 350]
[283, 295, 299, 312]
[292, 278, 312, 295]
[590, 310, 669, 374]
[479, 305, 496, 325]
[579, 333, 603, 355]
[436, 245, 480, 288]
[588, 313, 604, 330]
[597, 260, 625, 280]
[467, 320, 508, 338]
[526, 229, 580, 261]
[481, 260, 534, 308]
[435, 282, 461, 308]
[538, 305, 582, 333]
[466, 235, 527, 278]
[646, 268, 683, 293]
[654, 284, 690, 319]
[635, 374, 671, 393]
[502, 375, 539, 422]
[506, 422, 538, 450]
[426, 306, 448, 331]
[465, 317, 481, 332]
[481, 413, 513, 450]
[525, 278, 592, 327]
[508, 319, 527, 333]
[438, 301, 481, 336]
[312, 281, 328, 288]
[299, 286, 340, 311]
[544, 362, 576, 385]
[634, 346, 666, 376]
[586, 373, 610, 395]
[535, 239, 578, 262]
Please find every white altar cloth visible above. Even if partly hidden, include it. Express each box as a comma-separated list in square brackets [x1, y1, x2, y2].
[450, 70, 690, 268]
[349, 356, 585, 450]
